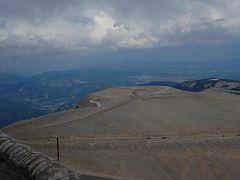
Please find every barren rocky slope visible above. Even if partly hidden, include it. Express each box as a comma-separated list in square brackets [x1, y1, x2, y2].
[2, 86, 240, 180]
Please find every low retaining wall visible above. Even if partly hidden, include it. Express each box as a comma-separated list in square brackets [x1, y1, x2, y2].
[0, 131, 82, 180]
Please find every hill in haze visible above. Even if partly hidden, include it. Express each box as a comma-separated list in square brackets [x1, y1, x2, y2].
[141, 78, 240, 94]
[0, 70, 138, 126]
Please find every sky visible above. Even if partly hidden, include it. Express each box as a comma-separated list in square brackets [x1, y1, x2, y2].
[0, 0, 240, 74]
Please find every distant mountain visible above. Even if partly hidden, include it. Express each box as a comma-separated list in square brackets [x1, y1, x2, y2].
[0, 72, 26, 84]
[0, 70, 137, 126]
[139, 81, 178, 86]
[140, 78, 240, 94]
[174, 78, 240, 93]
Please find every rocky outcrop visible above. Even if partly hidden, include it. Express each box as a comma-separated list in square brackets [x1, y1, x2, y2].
[0, 131, 82, 180]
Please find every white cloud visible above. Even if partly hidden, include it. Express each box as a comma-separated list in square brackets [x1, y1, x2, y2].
[0, 0, 240, 57]
[88, 11, 115, 43]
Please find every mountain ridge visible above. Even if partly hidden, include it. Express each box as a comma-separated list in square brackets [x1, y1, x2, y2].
[140, 78, 240, 93]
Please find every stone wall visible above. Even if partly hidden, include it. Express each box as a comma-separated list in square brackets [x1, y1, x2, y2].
[0, 131, 82, 180]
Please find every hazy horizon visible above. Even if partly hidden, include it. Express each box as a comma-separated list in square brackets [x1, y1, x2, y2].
[0, 0, 240, 75]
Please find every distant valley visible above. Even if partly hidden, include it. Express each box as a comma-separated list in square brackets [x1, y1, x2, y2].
[0, 70, 138, 126]
[1, 64, 240, 127]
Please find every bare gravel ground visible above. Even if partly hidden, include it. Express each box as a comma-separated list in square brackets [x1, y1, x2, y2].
[3, 87, 240, 180]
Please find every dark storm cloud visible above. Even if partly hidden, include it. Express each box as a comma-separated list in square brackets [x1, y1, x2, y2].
[0, 0, 240, 57]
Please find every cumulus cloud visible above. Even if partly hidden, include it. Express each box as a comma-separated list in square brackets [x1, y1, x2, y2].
[0, 0, 240, 56]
